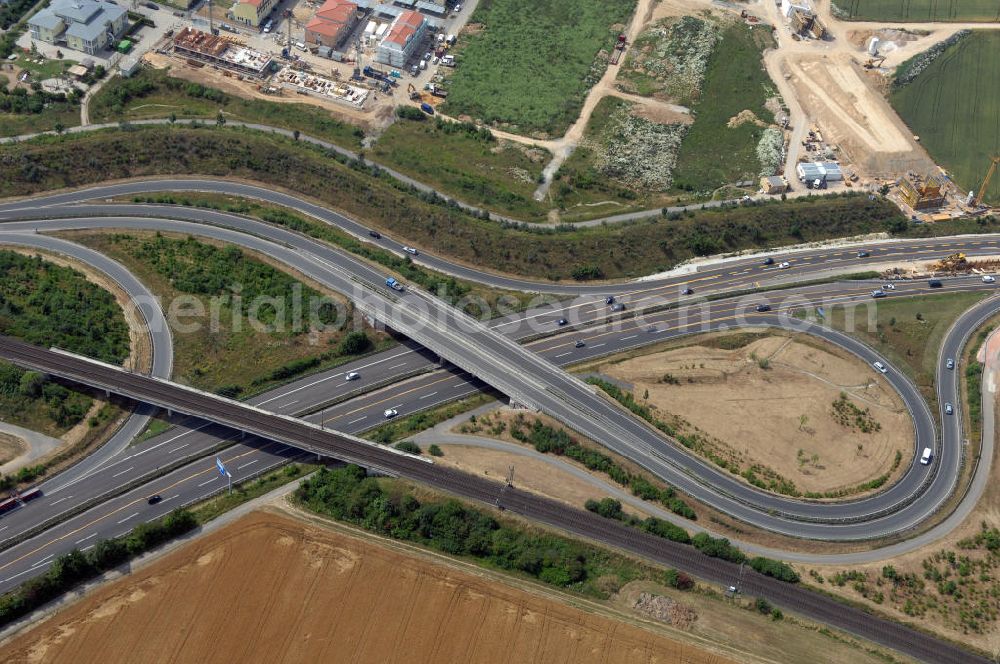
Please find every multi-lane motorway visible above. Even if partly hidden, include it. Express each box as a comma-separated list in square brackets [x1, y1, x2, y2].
[1, 181, 1000, 663]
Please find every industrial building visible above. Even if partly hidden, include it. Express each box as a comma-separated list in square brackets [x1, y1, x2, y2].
[780, 0, 810, 18]
[305, 0, 360, 50]
[796, 161, 842, 184]
[172, 28, 273, 77]
[28, 0, 127, 55]
[898, 172, 946, 210]
[229, 0, 278, 29]
[790, 8, 825, 39]
[375, 9, 427, 67]
[760, 175, 789, 195]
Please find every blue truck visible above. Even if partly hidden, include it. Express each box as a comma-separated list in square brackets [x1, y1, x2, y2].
[386, 277, 405, 292]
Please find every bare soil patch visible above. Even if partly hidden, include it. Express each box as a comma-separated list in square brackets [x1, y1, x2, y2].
[0, 511, 737, 664]
[0, 433, 26, 466]
[780, 53, 934, 178]
[600, 333, 913, 497]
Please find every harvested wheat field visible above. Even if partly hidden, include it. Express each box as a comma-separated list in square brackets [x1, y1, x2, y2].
[0, 511, 735, 664]
[601, 333, 913, 496]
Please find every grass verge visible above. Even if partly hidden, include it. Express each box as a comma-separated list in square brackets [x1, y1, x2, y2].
[442, 0, 636, 136]
[0, 125, 907, 281]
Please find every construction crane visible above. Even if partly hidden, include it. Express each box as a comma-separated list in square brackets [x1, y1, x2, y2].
[975, 156, 1000, 207]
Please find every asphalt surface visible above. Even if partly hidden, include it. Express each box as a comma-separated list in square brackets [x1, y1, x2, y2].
[0, 211, 982, 538]
[0, 334, 988, 664]
[0, 233, 173, 487]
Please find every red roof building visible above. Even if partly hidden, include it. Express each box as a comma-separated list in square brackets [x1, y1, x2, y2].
[304, 0, 358, 49]
[375, 10, 426, 67]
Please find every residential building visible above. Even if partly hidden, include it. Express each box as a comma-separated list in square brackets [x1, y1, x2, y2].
[229, 0, 277, 29]
[28, 0, 127, 55]
[305, 0, 360, 50]
[375, 9, 426, 67]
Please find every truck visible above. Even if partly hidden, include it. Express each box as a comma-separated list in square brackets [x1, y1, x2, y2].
[386, 277, 405, 292]
[428, 83, 448, 98]
[609, 34, 627, 65]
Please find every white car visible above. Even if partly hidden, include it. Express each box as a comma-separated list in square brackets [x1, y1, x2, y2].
[883, 283, 895, 290]
[873, 361, 888, 374]
[777, 261, 791, 269]
[984, 275, 996, 284]
[345, 371, 360, 381]
[403, 246, 418, 255]
[920, 447, 933, 465]
[383, 408, 398, 418]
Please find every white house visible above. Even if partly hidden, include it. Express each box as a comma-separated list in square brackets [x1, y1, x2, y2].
[28, 0, 127, 55]
[375, 9, 426, 67]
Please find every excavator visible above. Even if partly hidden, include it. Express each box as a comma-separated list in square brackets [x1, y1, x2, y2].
[863, 55, 886, 69]
[406, 83, 420, 101]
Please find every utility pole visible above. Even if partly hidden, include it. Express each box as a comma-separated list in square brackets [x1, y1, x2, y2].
[505, 464, 514, 487]
[285, 9, 292, 51]
[208, 0, 214, 35]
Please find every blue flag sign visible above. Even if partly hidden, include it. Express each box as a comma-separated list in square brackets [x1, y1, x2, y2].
[216, 457, 231, 477]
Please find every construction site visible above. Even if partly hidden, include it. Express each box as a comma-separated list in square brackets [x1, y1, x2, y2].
[171, 27, 274, 78]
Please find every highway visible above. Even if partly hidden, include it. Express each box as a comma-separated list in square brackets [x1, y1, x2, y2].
[0, 273, 993, 558]
[0, 335, 988, 664]
[0, 212, 979, 537]
[0, 233, 174, 492]
[0, 183, 998, 662]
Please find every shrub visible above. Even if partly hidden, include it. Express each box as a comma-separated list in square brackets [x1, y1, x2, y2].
[395, 440, 422, 455]
[428, 444, 443, 456]
[338, 331, 372, 356]
[749, 556, 800, 583]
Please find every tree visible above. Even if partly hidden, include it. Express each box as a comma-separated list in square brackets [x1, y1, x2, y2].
[428, 444, 443, 457]
[216, 111, 226, 126]
[168, 112, 176, 124]
[337, 331, 371, 356]
[293, 129, 300, 141]
[53, 122, 64, 134]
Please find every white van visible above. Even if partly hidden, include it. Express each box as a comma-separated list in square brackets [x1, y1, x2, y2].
[920, 447, 933, 465]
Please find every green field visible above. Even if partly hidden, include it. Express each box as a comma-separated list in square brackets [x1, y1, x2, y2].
[671, 21, 777, 193]
[835, 0, 1000, 21]
[890, 31, 1000, 205]
[372, 115, 549, 219]
[442, 0, 636, 136]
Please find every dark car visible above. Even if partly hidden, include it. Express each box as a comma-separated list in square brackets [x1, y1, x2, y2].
[611, 303, 625, 312]
[605, 296, 615, 305]
[147, 494, 162, 505]
[857, 250, 870, 258]
[369, 230, 382, 239]
[575, 340, 585, 348]
[929, 279, 943, 288]
[681, 287, 693, 295]
[755, 304, 771, 312]
[144, 1, 159, 9]
[762, 257, 775, 266]
[556, 318, 567, 326]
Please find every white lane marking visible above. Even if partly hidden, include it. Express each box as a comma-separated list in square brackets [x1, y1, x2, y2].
[197, 478, 217, 487]
[388, 363, 407, 370]
[0, 526, 7, 533]
[111, 466, 134, 478]
[348, 416, 367, 424]
[30, 554, 54, 569]
[75, 533, 97, 545]
[278, 399, 299, 408]
[419, 391, 438, 400]
[591, 343, 605, 349]
[237, 460, 258, 470]
[4, 565, 48, 583]
[255, 348, 416, 407]
[622, 335, 637, 340]
[168, 443, 189, 454]
[555, 352, 571, 358]
[169, 494, 180, 501]
[81, 544, 95, 553]
[50, 495, 72, 506]
[117, 512, 139, 525]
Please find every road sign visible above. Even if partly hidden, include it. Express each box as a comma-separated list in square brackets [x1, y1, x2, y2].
[216, 456, 230, 477]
